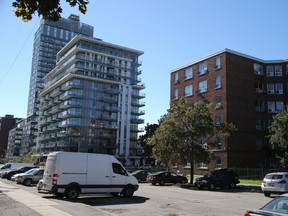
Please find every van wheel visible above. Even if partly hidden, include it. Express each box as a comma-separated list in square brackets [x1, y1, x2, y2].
[65, 187, 79, 200]
[24, 179, 32, 186]
[122, 185, 134, 198]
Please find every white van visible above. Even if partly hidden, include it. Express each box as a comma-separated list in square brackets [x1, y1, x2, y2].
[41, 152, 139, 199]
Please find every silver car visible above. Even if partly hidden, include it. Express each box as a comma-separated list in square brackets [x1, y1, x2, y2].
[15, 168, 44, 186]
[261, 172, 288, 197]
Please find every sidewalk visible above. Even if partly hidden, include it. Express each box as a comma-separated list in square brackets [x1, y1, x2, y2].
[180, 183, 262, 192]
[0, 180, 71, 216]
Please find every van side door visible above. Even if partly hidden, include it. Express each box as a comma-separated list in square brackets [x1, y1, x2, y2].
[86, 155, 111, 193]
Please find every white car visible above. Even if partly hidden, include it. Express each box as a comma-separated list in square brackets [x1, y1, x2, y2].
[261, 172, 288, 197]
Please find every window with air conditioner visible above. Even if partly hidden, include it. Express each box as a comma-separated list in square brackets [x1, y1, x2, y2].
[268, 101, 276, 113]
[275, 65, 282, 76]
[214, 96, 222, 109]
[184, 67, 193, 79]
[276, 101, 284, 112]
[253, 63, 263, 75]
[267, 83, 275, 94]
[198, 162, 208, 169]
[215, 56, 221, 69]
[275, 83, 283, 94]
[198, 61, 208, 75]
[266, 65, 274, 77]
[254, 82, 264, 93]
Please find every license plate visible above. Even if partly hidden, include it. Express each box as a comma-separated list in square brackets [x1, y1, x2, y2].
[268, 183, 274, 186]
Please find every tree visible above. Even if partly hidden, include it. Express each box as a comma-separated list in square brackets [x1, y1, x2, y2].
[150, 98, 236, 184]
[12, 0, 88, 22]
[269, 106, 288, 168]
[138, 123, 159, 166]
[22, 150, 36, 164]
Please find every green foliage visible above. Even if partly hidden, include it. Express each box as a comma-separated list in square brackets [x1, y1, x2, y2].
[150, 98, 236, 183]
[12, 0, 89, 22]
[138, 123, 159, 159]
[269, 106, 288, 167]
[22, 150, 36, 164]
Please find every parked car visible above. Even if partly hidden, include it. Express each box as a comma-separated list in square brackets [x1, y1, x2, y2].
[2, 166, 35, 180]
[147, 171, 188, 186]
[195, 169, 240, 190]
[15, 168, 44, 186]
[261, 172, 288, 197]
[131, 170, 150, 182]
[244, 193, 288, 215]
[11, 168, 37, 181]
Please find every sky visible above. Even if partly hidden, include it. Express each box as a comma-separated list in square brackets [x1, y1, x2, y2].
[0, 0, 288, 124]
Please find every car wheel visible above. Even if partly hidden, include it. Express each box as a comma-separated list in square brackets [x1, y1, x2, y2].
[24, 178, 32, 186]
[65, 187, 79, 200]
[122, 185, 134, 198]
[159, 180, 165, 186]
[264, 192, 271, 197]
[208, 183, 215, 190]
[137, 178, 142, 183]
[152, 183, 156, 186]
[181, 179, 186, 184]
[229, 182, 236, 189]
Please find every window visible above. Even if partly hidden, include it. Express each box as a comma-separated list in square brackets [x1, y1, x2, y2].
[174, 72, 179, 83]
[215, 96, 222, 109]
[112, 163, 126, 176]
[198, 61, 208, 75]
[275, 65, 282, 76]
[256, 119, 265, 130]
[215, 56, 221, 69]
[276, 101, 284, 112]
[215, 115, 221, 124]
[184, 67, 193, 79]
[255, 100, 264, 112]
[216, 136, 221, 146]
[268, 101, 276, 113]
[216, 157, 222, 168]
[174, 89, 178, 99]
[266, 65, 274, 77]
[198, 80, 207, 93]
[267, 83, 275, 94]
[215, 76, 221, 88]
[254, 82, 264, 93]
[275, 83, 283, 94]
[184, 85, 193, 96]
[254, 63, 263, 75]
[198, 162, 208, 169]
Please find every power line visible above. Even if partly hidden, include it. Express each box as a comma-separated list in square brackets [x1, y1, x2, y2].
[0, 17, 40, 84]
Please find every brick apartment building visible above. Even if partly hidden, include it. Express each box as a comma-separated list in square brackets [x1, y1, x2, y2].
[170, 49, 287, 175]
[0, 115, 22, 158]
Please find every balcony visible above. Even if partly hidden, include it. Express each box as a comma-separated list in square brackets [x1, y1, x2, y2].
[131, 118, 144, 124]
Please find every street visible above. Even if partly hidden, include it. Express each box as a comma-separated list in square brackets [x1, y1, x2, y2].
[0, 179, 271, 216]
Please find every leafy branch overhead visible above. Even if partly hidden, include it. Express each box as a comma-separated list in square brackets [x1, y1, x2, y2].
[12, 0, 89, 22]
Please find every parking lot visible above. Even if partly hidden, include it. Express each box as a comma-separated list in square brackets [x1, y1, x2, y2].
[0, 178, 272, 216]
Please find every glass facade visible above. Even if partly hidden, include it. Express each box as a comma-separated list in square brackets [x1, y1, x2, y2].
[38, 36, 145, 166]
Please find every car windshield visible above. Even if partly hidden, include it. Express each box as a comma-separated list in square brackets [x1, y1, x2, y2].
[25, 169, 37, 174]
[261, 196, 288, 214]
[131, 170, 141, 175]
[205, 171, 214, 177]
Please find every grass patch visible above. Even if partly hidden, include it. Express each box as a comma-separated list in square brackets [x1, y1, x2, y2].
[240, 179, 262, 185]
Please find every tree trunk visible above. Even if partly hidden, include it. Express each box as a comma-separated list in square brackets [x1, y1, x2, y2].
[190, 161, 194, 184]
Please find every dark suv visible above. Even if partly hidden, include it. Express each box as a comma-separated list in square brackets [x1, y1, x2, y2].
[195, 169, 240, 190]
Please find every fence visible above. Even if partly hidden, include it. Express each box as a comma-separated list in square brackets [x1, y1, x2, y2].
[228, 167, 287, 180]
